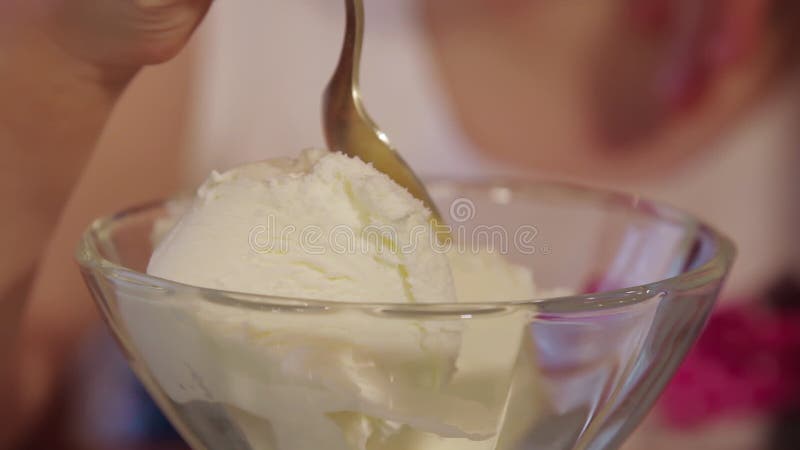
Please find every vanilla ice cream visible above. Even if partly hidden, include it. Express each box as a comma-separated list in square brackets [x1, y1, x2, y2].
[148, 148, 537, 303]
[126, 149, 552, 450]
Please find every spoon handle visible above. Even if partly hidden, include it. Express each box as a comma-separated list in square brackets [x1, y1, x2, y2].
[339, 0, 363, 89]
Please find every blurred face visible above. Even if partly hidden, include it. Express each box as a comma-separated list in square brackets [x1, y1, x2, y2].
[422, 0, 790, 180]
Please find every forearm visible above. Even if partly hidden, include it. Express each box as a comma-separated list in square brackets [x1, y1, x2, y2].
[0, 23, 136, 450]
[0, 23, 134, 298]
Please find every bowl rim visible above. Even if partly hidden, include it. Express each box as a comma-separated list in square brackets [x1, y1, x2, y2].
[75, 178, 736, 314]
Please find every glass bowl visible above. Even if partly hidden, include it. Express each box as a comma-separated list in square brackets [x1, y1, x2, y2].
[76, 179, 734, 450]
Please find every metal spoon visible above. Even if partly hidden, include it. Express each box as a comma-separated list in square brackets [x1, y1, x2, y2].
[322, 0, 446, 230]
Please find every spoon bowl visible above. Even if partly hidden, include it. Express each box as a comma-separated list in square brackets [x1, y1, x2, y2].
[322, 0, 444, 224]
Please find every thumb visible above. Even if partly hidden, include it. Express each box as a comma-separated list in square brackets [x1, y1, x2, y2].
[40, 0, 213, 69]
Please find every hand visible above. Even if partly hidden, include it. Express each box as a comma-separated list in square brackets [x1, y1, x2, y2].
[0, 1, 212, 447]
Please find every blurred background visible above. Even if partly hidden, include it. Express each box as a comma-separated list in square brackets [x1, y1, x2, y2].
[28, 0, 800, 449]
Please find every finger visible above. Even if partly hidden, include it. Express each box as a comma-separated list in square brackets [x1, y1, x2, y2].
[40, 0, 213, 68]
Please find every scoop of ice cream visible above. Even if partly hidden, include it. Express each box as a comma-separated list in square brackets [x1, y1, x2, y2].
[148, 148, 455, 303]
[137, 149, 551, 450]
